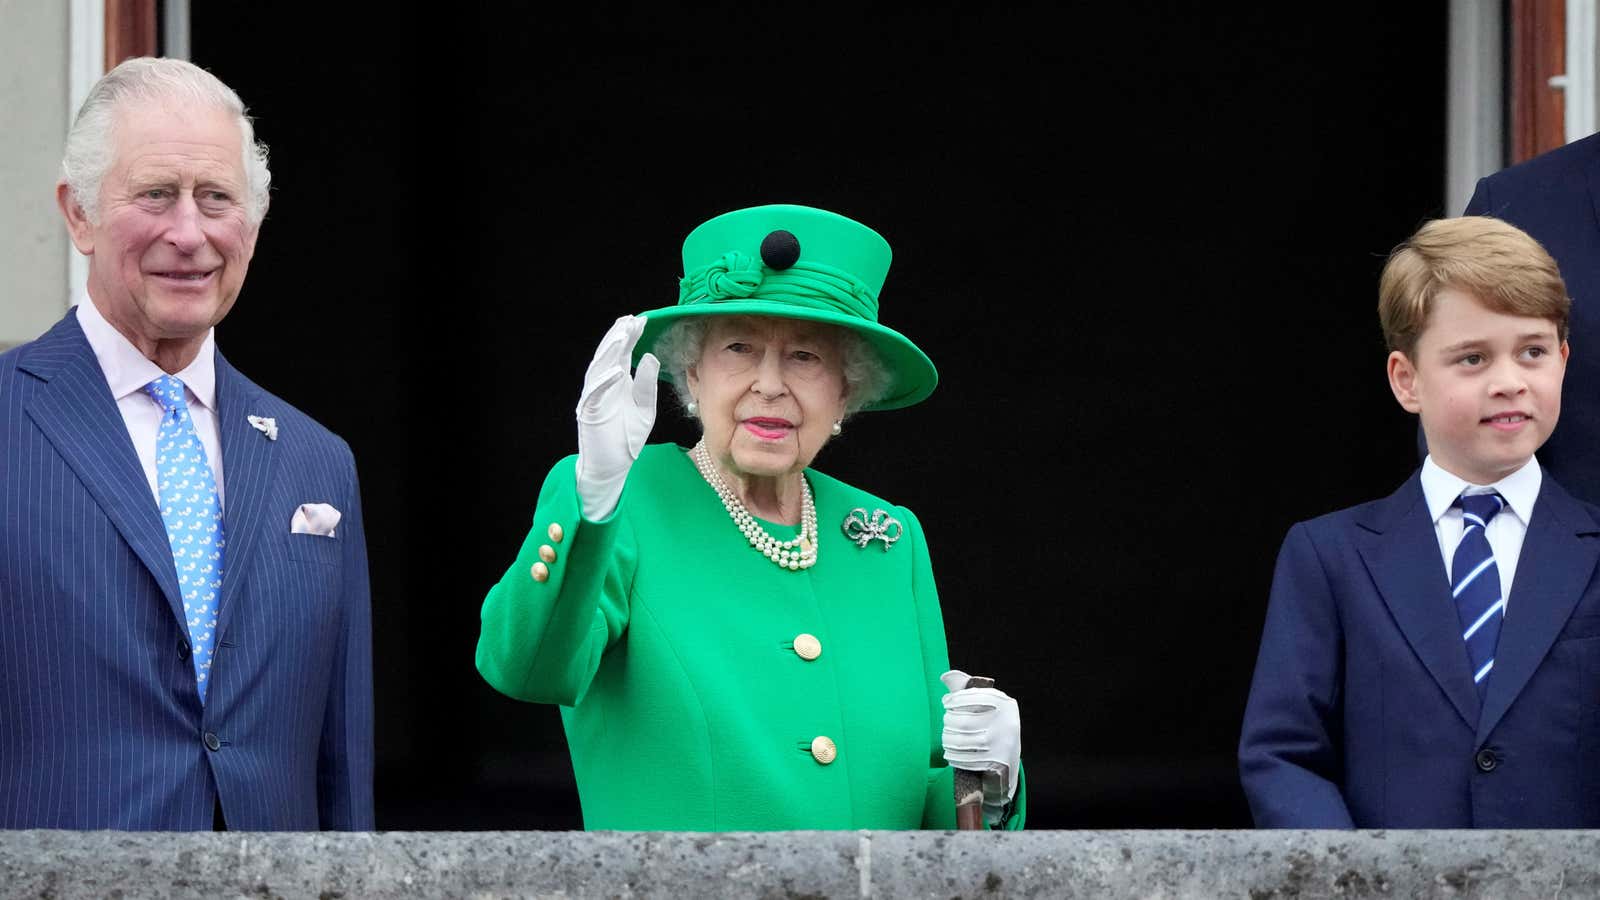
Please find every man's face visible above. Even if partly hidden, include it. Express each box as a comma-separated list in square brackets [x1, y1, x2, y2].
[61, 101, 259, 353]
[1388, 287, 1568, 484]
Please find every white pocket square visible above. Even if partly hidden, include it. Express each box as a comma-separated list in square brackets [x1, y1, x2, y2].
[290, 502, 341, 537]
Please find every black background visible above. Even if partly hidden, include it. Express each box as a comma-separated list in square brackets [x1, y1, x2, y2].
[189, 2, 1449, 828]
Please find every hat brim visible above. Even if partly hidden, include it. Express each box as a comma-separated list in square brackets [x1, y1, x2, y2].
[632, 300, 938, 411]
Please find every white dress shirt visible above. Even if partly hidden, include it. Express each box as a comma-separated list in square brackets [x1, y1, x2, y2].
[1420, 454, 1540, 611]
[75, 297, 225, 509]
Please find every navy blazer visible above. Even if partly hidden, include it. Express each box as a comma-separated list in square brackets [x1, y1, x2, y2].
[0, 311, 374, 829]
[1239, 470, 1600, 827]
[1465, 134, 1600, 505]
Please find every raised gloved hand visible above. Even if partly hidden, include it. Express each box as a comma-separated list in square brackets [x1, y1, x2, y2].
[574, 315, 660, 521]
[940, 669, 1021, 825]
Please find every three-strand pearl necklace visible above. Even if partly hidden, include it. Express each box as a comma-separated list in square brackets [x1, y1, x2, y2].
[691, 439, 818, 571]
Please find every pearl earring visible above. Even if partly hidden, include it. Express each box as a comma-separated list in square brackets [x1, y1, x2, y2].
[686, 400, 699, 416]
[830, 420, 842, 436]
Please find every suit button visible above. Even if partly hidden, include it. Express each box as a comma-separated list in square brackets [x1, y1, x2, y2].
[547, 523, 564, 543]
[811, 736, 837, 765]
[531, 562, 550, 583]
[178, 641, 191, 661]
[203, 732, 221, 752]
[794, 633, 822, 661]
[539, 544, 557, 563]
[1475, 749, 1498, 772]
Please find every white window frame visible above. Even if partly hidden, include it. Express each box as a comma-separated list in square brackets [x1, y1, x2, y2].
[1446, 0, 1504, 217]
[1560, 0, 1597, 142]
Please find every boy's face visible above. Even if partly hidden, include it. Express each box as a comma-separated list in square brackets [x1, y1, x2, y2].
[1388, 287, 1568, 485]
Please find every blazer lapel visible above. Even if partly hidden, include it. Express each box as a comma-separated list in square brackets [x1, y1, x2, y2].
[213, 351, 277, 643]
[1356, 474, 1481, 729]
[18, 314, 186, 623]
[1476, 476, 1600, 743]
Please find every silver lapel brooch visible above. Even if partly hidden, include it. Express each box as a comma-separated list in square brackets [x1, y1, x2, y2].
[842, 507, 902, 551]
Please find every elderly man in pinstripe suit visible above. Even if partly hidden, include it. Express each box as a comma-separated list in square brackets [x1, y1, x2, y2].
[0, 57, 373, 830]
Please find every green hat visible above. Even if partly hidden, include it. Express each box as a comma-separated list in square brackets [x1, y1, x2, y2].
[634, 203, 938, 411]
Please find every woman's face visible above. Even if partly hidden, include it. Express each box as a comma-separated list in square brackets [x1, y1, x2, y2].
[687, 316, 849, 481]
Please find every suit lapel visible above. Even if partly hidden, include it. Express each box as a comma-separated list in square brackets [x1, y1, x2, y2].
[213, 351, 277, 644]
[1476, 476, 1600, 743]
[1356, 474, 1481, 729]
[18, 314, 186, 624]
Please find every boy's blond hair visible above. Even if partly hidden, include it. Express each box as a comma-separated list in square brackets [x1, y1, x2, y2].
[1379, 216, 1569, 357]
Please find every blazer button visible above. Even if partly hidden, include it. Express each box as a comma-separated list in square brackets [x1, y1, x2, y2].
[547, 523, 564, 543]
[793, 633, 822, 661]
[811, 736, 837, 765]
[203, 732, 222, 752]
[178, 641, 191, 661]
[1475, 749, 1498, 772]
[539, 544, 557, 563]
[530, 562, 550, 583]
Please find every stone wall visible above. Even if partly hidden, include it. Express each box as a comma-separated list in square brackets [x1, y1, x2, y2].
[3, 829, 1599, 898]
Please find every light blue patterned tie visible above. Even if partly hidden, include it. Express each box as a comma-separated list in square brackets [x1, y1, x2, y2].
[1452, 492, 1504, 700]
[144, 375, 226, 703]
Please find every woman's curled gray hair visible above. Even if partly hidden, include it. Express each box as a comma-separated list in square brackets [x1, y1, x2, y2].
[61, 57, 272, 226]
[652, 317, 892, 418]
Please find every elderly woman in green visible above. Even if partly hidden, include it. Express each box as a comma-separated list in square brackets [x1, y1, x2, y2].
[476, 204, 1023, 830]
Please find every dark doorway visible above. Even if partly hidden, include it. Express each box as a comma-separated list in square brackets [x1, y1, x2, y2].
[192, 2, 1448, 829]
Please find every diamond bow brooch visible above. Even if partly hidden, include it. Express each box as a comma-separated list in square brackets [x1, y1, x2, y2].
[247, 415, 278, 441]
[842, 507, 902, 551]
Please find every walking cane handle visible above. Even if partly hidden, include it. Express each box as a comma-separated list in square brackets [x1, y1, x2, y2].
[954, 675, 995, 830]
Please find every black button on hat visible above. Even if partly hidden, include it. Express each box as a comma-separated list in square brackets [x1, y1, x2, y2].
[760, 230, 801, 270]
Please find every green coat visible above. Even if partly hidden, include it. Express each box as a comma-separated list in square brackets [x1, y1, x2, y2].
[477, 443, 1024, 830]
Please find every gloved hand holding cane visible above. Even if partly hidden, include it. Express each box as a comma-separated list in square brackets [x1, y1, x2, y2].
[941, 669, 1021, 828]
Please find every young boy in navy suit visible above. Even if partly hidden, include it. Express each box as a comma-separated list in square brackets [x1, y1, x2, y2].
[1239, 216, 1600, 827]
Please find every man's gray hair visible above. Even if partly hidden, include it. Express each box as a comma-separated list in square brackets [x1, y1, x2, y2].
[61, 57, 271, 226]
[652, 317, 893, 418]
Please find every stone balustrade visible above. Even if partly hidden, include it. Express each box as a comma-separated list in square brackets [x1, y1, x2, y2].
[4, 828, 1599, 898]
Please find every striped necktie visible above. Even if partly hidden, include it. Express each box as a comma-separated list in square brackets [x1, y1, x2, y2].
[143, 375, 226, 703]
[1451, 492, 1505, 699]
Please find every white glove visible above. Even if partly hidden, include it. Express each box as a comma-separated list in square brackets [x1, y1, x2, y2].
[574, 315, 660, 521]
[940, 669, 1021, 825]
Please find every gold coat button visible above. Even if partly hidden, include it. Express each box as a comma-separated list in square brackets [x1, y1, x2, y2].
[539, 544, 557, 563]
[811, 736, 837, 765]
[547, 523, 564, 543]
[530, 562, 549, 583]
[794, 633, 822, 661]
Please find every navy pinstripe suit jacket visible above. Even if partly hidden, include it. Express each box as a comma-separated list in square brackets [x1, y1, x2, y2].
[0, 311, 374, 830]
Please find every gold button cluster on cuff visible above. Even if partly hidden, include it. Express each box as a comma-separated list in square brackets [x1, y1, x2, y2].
[793, 633, 822, 661]
[547, 523, 564, 543]
[530, 562, 550, 582]
[539, 544, 557, 563]
[811, 736, 837, 765]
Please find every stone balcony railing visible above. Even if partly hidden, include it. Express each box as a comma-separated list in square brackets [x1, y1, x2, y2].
[3, 828, 1599, 898]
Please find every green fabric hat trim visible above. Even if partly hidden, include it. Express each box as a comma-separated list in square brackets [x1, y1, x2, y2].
[634, 204, 938, 411]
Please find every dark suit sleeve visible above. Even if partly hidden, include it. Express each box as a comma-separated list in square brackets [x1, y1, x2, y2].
[1238, 522, 1355, 828]
[1464, 175, 1492, 216]
[317, 450, 375, 829]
